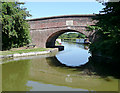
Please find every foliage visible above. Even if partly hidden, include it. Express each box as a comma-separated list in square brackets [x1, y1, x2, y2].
[87, 2, 120, 59]
[1, 2, 31, 50]
[58, 32, 86, 39]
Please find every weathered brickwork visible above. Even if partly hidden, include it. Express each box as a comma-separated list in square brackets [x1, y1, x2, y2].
[27, 15, 95, 48]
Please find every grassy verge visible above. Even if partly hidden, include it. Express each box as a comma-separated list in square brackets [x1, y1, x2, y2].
[0, 48, 50, 56]
[55, 41, 62, 46]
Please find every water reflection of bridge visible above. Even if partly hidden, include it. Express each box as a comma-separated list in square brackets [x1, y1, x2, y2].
[2, 54, 119, 91]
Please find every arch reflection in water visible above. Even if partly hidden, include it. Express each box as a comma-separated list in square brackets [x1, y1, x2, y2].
[2, 55, 118, 91]
[56, 42, 91, 67]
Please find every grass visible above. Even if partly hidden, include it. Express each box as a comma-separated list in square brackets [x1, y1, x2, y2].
[0, 48, 50, 55]
[55, 41, 62, 46]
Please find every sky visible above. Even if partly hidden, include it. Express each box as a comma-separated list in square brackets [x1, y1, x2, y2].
[22, 2, 105, 19]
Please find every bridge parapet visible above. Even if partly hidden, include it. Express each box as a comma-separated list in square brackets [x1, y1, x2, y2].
[28, 15, 95, 30]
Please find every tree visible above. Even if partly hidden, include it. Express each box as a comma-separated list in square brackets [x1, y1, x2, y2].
[1, 2, 31, 50]
[87, 1, 120, 60]
[77, 33, 86, 38]
[58, 32, 86, 39]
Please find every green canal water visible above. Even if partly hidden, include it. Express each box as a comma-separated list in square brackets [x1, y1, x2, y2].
[1, 42, 119, 92]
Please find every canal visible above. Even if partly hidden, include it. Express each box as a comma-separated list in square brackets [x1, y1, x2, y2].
[2, 42, 119, 92]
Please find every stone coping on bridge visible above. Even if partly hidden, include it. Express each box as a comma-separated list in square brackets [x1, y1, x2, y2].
[26, 14, 95, 21]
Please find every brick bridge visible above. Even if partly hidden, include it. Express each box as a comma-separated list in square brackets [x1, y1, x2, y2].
[27, 14, 95, 48]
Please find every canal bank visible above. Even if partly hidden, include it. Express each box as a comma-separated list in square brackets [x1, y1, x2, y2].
[0, 48, 58, 59]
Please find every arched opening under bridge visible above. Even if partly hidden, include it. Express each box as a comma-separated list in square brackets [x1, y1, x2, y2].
[46, 29, 88, 48]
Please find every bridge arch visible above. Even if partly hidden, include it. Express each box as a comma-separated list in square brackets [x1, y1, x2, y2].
[46, 29, 87, 48]
[27, 14, 95, 48]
